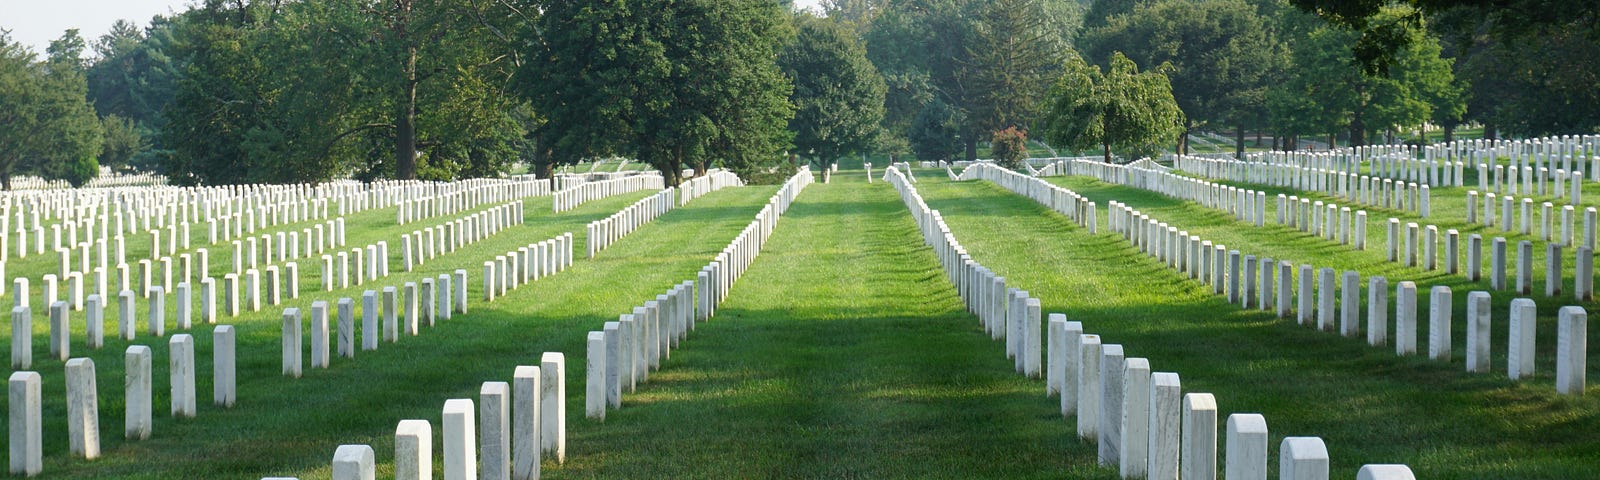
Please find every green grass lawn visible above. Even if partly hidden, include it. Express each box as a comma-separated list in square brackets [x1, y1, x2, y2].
[15, 183, 780, 479]
[919, 172, 1600, 478]
[11, 162, 1599, 478]
[556, 172, 1106, 479]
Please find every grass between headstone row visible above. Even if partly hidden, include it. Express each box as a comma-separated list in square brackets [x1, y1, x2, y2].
[1043, 174, 1600, 389]
[556, 173, 1108, 479]
[914, 174, 1600, 478]
[15, 184, 773, 479]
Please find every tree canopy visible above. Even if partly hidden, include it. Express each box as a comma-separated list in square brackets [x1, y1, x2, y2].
[779, 16, 887, 170]
[1039, 52, 1184, 162]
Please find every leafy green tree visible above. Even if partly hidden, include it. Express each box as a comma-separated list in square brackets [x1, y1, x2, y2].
[162, 0, 526, 185]
[779, 16, 887, 177]
[99, 114, 146, 172]
[1082, 0, 1147, 30]
[7, 30, 105, 188]
[522, 0, 795, 185]
[908, 98, 964, 162]
[1039, 52, 1183, 163]
[1286, 0, 1598, 74]
[1266, 6, 1459, 147]
[1081, 0, 1284, 157]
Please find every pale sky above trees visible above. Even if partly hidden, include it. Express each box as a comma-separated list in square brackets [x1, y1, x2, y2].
[0, 0, 187, 55]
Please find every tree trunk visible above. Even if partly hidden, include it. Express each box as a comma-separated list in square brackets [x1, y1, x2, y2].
[395, 45, 419, 180]
[1103, 142, 1112, 163]
[965, 137, 978, 162]
[1348, 116, 1366, 147]
[1179, 126, 1190, 156]
[1255, 130, 1263, 148]
[1443, 124, 1456, 144]
[1235, 127, 1246, 159]
[1, 172, 10, 191]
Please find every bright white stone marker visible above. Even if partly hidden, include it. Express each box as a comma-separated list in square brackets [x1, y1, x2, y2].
[1357, 464, 1417, 480]
[1509, 298, 1537, 380]
[214, 326, 236, 407]
[170, 334, 196, 417]
[1078, 335, 1102, 440]
[586, 331, 607, 420]
[1465, 291, 1492, 373]
[540, 352, 566, 463]
[1368, 277, 1387, 346]
[125, 345, 152, 440]
[9, 371, 41, 476]
[1279, 437, 1329, 480]
[1225, 413, 1268, 480]
[10, 307, 29, 369]
[443, 398, 478, 480]
[1558, 306, 1587, 395]
[1181, 393, 1217, 480]
[332, 444, 375, 480]
[65, 358, 100, 459]
[395, 419, 432, 480]
[337, 298, 355, 359]
[283, 308, 303, 378]
[1047, 315, 1067, 396]
[513, 366, 542, 480]
[1120, 357, 1150, 478]
[480, 382, 511, 480]
[1147, 372, 1181, 480]
[362, 290, 378, 351]
[1395, 282, 1417, 356]
[1428, 286, 1452, 361]
[1100, 344, 1126, 466]
[311, 301, 331, 369]
[49, 301, 69, 361]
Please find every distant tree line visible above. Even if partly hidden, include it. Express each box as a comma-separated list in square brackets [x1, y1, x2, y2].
[0, 0, 1594, 188]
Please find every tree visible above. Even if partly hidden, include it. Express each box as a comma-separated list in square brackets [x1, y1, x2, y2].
[1265, 6, 1459, 147]
[162, 0, 526, 185]
[521, 0, 796, 186]
[908, 99, 964, 162]
[990, 127, 1027, 169]
[1081, 0, 1284, 157]
[99, 114, 146, 172]
[779, 15, 887, 178]
[1082, 0, 1146, 30]
[1286, 0, 1599, 74]
[1039, 52, 1183, 163]
[0, 30, 105, 189]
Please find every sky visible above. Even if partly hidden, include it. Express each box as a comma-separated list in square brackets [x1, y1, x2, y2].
[1, 0, 190, 56]
[1, 0, 826, 58]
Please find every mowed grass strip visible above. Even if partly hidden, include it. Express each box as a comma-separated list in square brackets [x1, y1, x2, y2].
[556, 173, 1107, 479]
[916, 175, 1600, 479]
[21, 184, 773, 479]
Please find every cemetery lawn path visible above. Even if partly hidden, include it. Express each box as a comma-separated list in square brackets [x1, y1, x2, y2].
[916, 174, 1600, 479]
[557, 173, 1109, 479]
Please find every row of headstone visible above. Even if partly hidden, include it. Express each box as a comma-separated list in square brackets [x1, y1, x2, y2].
[587, 189, 676, 258]
[8, 325, 237, 476]
[483, 233, 574, 303]
[10, 282, 227, 370]
[886, 165, 1416, 480]
[585, 167, 813, 420]
[954, 164, 1098, 233]
[286, 268, 474, 377]
[551, 174, 665, 213]
[585, 280, 697, 419]
[395, 177, 550, 225]
[1173, 155, 1432, 217]
[676, 170, 742, 206]
[402, 202, 524, 272]
[1378, 217, 1596, 300]
[280, 353, 568, 479]
[229, 217, 347, 275]
[1465, 190, 1597, 249]
[1234, 147, 1464, 188]
[1102, 197, 1591, 397]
